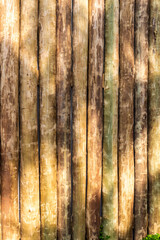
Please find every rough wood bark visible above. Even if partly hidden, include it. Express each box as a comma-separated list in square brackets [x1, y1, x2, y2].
[148, 0, 160, 234]
[119, 1, 135, 239]
[134, 0, 148, 239]
[87, 0, 104, 238]
[0, 0, 19, 239]
[20, 0, 40, 239]
[103, 0, 119, 239]
[39, 0, 57, 239]
[57, 0, 71, 239]
[72, 0, 88, 239]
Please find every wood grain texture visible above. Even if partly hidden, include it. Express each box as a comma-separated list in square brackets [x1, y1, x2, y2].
[20, 0, 40, 239]
[56, 0, 72, 239]
[0, 0, 19, 239]
[119, 1, 135, 239]
[72, 0, 88, 239]
[87, 0, 104, 238]
[103, 0, 119, 239]
[148, 0, 160, 234]
[134, 0, 148, 239]
[39, 0, 57, 239]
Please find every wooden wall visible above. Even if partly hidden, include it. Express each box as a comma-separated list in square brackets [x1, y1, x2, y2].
[0, 0, 160, 239]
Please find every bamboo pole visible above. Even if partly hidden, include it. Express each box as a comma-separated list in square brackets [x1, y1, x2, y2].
[39, 0, 57, 239]
[20, 0, 40, 239]
[72, 0, 88, 239]
[0, 0, 19, 239]
[87, 0, 104, 238]
[148, 0, 160, 234]
[134, 0, 148, 239]
[103, 0, 119, 239]
[119, 1, 135, 239]
[56, 0, 72, 239]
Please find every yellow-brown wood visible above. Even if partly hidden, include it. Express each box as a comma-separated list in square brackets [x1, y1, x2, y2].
[119, 1, 135, 239]
[148, 0, 160, 234]
[87, 0, 104, 238]
[20, 0, 40, 239]
[103, 0, 119, 239]
[0, 0, 19, 239]
[39, 0, 57, 239]
[72, 0, 88, 239]
[134, 0, 148, 239]
[57, 0, 72, 239]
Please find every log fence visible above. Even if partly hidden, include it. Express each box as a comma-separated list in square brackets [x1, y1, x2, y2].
[0, 0, 159, 239]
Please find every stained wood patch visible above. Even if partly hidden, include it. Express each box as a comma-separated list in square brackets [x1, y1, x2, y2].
[56, 0, 72, 239]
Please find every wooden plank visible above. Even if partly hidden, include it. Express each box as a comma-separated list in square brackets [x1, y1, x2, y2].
[118, 1, 134, 239]
[72, 0, 88, 239]
[87, 0, 104, 238]
[134, 0, 148, 239]
[148, 0, 160, 234]
[39, 0, 57, 239]
[103, 0, 119, 239]
[20, 0, 40, 239]
[56, 0, 72, 239]
[0, 0, 19, 239]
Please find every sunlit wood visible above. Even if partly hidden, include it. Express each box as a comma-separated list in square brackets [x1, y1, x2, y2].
[149, 0, 160, 234]
[87, 0, 104, 238]
[119, 1, 135, 239]
[72, 0, 88, 239]
[0, 0, 19, 239]
[20, 0, 40, 239]
[39, 0, 57, 239]
[134, 0, 148, 239]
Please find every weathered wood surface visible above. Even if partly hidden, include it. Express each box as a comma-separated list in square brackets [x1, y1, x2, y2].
[20, 0, 40, 239]
[87, 0, 104, 239]
[39, 0, 57, 239]
[134, 0, 148, 239]
[57, 0, 72, 239]
[72, 0, 88, 239]
[148, 0, 160, 234]
[0, 0, 19, 239]
[119, 1, 135, 239]
[103, 0, 119, 239]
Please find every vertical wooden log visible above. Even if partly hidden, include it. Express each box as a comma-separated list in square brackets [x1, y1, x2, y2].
[119, 1, 134, 239]
[0, 0, 19, 239]
[148, 0, 160, 234]
[39, 0, 57, 239]
[20, 0, 40, 239]
[87, 0, 104, 238]
[57, 0, 71, 239]
[72, 0, 88, 239]
[103, 0, 119, 239]
[134, 0, 148, 239]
